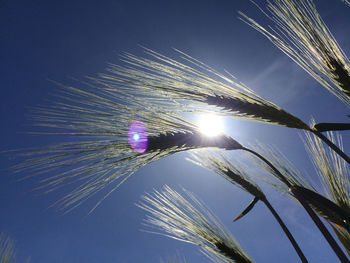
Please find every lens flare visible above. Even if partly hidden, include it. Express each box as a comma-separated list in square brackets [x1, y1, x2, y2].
[133, 134, 140, 141]
[128, 120, 148, 153]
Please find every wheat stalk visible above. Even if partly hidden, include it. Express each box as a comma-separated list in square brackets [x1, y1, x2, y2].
[250, 143, 350, 260]
[99, 46, 350, 160]
[188, 151, 308, 262]
[98, 48, 309, 130]
[304, 131, 350, 212]
[138, 186, 254, 263]
[303, 130, 350, 253]
[248, 144, 312, 193]
[100, 47, 350, 163]
[248, 142, 349, 221]
[244, 143, 350, 261]
[11, 83, 242, 213]
[239, 0, 350, 107]
[12, 49, 348, 212]
[188, 151, 265, 200]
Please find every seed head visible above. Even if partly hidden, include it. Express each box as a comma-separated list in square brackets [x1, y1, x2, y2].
[138, 186, 254, 263]
[99, 48, 309, 130]
[12, 83, 241, 212]
[240, 0, 350, 107]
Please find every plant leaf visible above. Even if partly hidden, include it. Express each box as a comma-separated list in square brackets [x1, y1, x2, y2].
[234, 197, 260, 222]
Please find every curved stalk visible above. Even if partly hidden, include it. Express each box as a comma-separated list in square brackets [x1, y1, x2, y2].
[242, 147, 292, 188]
[263, 198, 308, 263]
[293, 192, 350, 263]
[242, 147, 350, 263]
[190, 151, 307, 262]
[311, 130, 350, 165]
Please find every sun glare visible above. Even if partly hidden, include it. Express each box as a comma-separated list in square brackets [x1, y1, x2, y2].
[198, 114, 224, 137]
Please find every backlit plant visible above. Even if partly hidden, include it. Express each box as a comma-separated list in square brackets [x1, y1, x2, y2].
[7, 0, 350, 262]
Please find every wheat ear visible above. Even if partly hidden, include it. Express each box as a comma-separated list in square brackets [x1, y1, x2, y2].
[11, 83, 241, 213]
[304, 131, 350, 253]
[99, 48, 309, 130]
[248, 144, 350, 262]
[188, 151, 308, 263]
[102, 48, 350, 164]
[240, 0, 350, 107]
[138, 186, 254, 263]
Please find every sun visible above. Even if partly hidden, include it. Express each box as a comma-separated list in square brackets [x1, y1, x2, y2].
[198, 113, 224, 137]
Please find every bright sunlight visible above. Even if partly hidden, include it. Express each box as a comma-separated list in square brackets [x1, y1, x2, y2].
[198, 113, 225, 137]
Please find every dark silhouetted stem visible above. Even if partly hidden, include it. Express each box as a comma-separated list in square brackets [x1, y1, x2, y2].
[242, 147, 292, 187]
[293, 192, 350, 263]
[241, 147, 350, 262]
[312, 130, 350, 165]
[263, 198, 308, 263]
[313, 123, 350, 132]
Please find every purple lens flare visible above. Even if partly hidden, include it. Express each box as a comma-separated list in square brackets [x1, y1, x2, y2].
[128, 120, 148, 154]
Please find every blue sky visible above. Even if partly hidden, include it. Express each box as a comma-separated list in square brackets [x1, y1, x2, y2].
[1, 0, 350, 262]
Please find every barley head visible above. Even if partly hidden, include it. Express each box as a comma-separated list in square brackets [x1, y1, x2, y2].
[240, 0, 350, 107]
[304, 130, 350, 212]
[138, 186, 254, 263]
[12, 83, 241, 213]
[303, 129, 350, 253]
[98, 48, 309, 130]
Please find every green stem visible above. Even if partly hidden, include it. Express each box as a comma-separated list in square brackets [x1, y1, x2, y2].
[263, 198, 308, 263]
[242, 147, 350, 263]
[311, 130, 350, 165]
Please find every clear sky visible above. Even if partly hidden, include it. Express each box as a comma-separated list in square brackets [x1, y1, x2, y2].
[0, 0, 350, 262]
